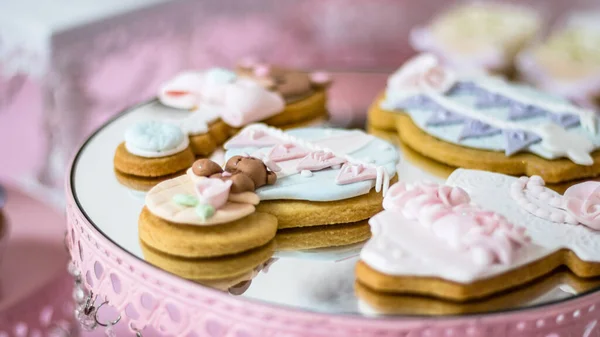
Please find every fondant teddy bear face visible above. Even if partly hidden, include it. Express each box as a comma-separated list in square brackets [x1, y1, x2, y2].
[192, 156, 277, 194]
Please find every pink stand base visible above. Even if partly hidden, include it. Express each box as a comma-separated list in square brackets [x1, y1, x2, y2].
[66, 181, 600, 337]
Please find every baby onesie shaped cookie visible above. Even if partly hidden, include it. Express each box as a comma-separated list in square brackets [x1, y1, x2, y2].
[517, 11, 600, 108]
[411, 2, 541, 76]
[223, 124, 399, 230]
[138, 158, 278, 258]
[369, 53, 600, 183]
[357, 169, 600, 301]
[113, 121, 195, 191]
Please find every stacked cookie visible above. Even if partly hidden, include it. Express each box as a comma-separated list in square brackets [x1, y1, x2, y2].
[138, 156, 279, 288]
[368, 53, 600, 184]
[138, 124, 399, 284]
[356, 171, 600, 303]
[223, 124, 398, 250]
[114, 64, 332, 191]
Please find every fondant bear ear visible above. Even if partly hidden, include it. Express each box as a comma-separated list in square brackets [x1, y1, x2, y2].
[309, 71, 332, 89]
[266, 170, 277, 185]
[192, 159, 223, 177]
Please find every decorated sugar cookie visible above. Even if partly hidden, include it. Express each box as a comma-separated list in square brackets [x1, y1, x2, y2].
[138, 157, 278, 258]
[113, 121, 195, 191]
[157, 63, 331, 158]
[368, 53, 600, 183]
[357, 169, 600, 301]
[518, 11, 600, 108]
[410, 2, 541, 75]
[223, 124, 399, 230]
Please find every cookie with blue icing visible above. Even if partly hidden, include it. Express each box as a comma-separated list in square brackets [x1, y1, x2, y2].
[368, 53, 600, 183]
[114, 121, 195, 191]
[219, 124, 399, 228]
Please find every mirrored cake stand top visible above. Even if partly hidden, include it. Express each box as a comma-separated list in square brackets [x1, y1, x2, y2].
[67, 99, 600, 336]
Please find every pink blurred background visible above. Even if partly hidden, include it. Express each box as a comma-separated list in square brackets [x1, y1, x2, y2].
[1, 0, 600, 335]
[2, 0, 598, 188]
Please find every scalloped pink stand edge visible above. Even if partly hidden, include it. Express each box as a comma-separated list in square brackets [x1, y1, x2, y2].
[65, 176, 600, 337]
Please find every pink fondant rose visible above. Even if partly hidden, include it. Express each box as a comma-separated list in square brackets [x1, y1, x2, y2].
[387, 53, 456, 96]
[383, 182, 470, 212]
[382, 181, 530, 266]
[563, 182, 600, 230]
[195, 178, 233, 209]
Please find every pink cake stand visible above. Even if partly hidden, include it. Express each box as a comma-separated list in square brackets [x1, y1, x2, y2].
[66, 103, 600, 337]
[0, 182, 76, 337]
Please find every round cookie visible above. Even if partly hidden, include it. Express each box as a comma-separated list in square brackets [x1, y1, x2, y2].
[113, 121, 196, 191]
[114, 142, 194, 177]
[139, 160, 280, 258]
[140, 239, 275, 282]
[114, 168, 188, 192]
[139, 207, 277, 258]
[275, 220, 371, 251]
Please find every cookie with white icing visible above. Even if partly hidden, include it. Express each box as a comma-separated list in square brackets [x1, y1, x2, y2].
[411, 2, 540, 76]
[224, 124, 399, 228]
[368, 53, 600, 183]
[113, 121, 196, 191]
[357, 169, 600, 301]
[517, 11, 600, 108]
[158, 65, 331, 157]
[138, 159, 278, 258]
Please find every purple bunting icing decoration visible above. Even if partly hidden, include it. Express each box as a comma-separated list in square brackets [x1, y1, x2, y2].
[447, 81, 479, 96]
[474, 92, 511, 109]
[458, 120, 501, 140]
[396, 95, 439, 110]
[426, 109, 465, 126]
[503, 130, 541, 156]
[508, 103, 547, 120]
[549, 113, 580, 128]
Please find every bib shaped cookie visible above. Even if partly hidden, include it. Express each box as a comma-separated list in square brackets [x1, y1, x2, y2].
[224, 124, 399, 229]
[369, 53, 600, 183]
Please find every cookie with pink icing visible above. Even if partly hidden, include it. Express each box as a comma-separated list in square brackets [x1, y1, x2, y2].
[410, 2, 541, 75]
[159, 64, 330, 131]
[138, 158, 278, 258]
[357, 169, 600, 300]
[517, 11, 600, 108]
